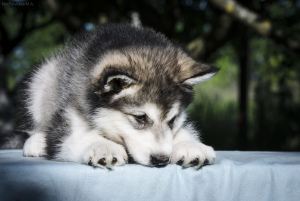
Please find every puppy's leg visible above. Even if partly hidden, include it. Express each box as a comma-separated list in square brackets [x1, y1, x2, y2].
[80, 137, 128, 168]
[170, 124, 216, 169]
[47, 108, 128, 168]
[55, 132, 128, 168]
[23, 132, 46, 157]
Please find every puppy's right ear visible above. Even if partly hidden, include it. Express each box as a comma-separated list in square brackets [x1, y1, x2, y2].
[103, 74, 136, 94]
[182, 63, 219, 86]
[176, 51, 219, 88]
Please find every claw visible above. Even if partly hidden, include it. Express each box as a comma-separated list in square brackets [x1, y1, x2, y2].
[203, 159, 209, 166]
[88, 157, 93, 166]
[190, 158, 199, 166]
[98, 158, 106, 166]
[176, 158, 184, 165]
[112, 157, 117, 165]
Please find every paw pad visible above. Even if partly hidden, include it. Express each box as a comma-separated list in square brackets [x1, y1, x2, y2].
[190, 158, 199, 166]
[112, 157, 117, 165]
[176, 158, 184, 165]
[98, 158, 106, 166]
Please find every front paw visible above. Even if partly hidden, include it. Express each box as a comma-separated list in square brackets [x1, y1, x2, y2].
[23, 133, 46, 157]
[82, 141, 128, 168]
[170, 141, 216, 169]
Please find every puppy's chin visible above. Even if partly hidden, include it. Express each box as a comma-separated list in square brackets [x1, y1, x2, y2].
[129, 156, 169, 167]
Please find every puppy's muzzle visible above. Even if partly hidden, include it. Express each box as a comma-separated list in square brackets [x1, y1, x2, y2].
[151, 155, 169, 166]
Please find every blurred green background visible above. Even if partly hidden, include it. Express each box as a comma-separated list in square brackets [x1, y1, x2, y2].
[1, 0, 300, 151]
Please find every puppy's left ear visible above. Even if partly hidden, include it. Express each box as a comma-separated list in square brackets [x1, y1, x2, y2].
[177, 51, 219, 87]
[182, 63, 220, 86]
[104, 74, 136, 93]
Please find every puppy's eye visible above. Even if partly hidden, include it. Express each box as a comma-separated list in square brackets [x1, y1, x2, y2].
[133, 115, 147, 124]
[168, 116, 177, 129]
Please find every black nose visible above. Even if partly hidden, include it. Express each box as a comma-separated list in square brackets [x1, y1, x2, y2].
[151, 155, 169, 166]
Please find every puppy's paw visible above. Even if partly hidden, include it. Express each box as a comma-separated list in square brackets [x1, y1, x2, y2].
[82, 141, 128, 168]
[170, 141, 216, 169]
[23, 133, 46, 157]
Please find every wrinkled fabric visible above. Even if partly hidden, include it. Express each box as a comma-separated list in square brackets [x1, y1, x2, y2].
[0, 150, 299, 201]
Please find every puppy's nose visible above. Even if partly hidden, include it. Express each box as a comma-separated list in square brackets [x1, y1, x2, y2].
[151, 155, 169, 166]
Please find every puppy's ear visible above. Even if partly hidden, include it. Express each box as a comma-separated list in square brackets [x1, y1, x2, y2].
[177, 52, 219, 87]
[104, 74, 136, 93]
[182, 63, 220, 86]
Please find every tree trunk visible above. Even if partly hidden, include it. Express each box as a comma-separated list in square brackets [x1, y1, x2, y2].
[237, 31, 249, 150]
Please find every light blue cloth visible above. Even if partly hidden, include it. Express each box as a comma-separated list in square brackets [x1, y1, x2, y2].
[0, 150, 299, 201]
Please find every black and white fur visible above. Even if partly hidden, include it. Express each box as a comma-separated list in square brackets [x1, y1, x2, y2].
[20, 24, 219, 169]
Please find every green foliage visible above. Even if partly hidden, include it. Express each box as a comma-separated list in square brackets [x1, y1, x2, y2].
[7, 22, 66, 91]
[250, 38, 300, 150]
[188, 45, 239, 149]
[1, 6, 21, 39]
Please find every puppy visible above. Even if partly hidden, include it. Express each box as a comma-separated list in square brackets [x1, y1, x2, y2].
[20, 24, 219, 169]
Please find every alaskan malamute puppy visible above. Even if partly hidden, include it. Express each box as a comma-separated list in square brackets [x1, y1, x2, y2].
[20, 24, 219, 169]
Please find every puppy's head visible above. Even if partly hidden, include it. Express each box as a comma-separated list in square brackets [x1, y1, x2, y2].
[86, 26, 219, 166]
